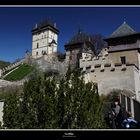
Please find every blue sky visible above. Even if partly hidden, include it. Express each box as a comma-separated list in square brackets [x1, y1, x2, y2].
[0, 7, 140, 63]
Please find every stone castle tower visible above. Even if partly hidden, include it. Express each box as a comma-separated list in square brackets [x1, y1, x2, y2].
[31, 20, 59, 59]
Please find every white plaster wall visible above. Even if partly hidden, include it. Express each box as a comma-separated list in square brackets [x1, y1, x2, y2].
[133, 67, 140, 102]
[83, 66, 136, 98]
[138, 53, 140, 72]
[32, 29, 58, 59]
[0, 101, 4, 124]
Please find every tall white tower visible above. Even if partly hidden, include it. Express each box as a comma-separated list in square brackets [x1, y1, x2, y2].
[32, 20, 59, 59]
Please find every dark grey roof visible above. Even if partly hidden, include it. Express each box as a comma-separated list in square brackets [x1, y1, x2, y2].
[109, 22, 137, 38]
[108, 40, 140, 52]
[32, 19, 59, 34]
[35, 19, 56, 29]
[82, 42, 94, 54]
[66, 32, 90, 45]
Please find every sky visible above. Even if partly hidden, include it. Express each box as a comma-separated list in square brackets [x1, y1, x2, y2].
[0, 6, 140, 63]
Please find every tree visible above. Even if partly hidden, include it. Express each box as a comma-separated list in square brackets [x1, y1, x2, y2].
[56, 67, 106, 129]
[2, 67, 107, 129]
[3, 91, 20, 129]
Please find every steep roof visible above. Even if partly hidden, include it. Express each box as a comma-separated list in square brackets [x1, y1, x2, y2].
[65, 31, 90, 45]
[32, 19, 59, 34]
[109, 21, 137, 38]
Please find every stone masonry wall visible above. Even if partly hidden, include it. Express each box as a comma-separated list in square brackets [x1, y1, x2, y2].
[84, 65, 136, 96]
[109, 50, 139, 68]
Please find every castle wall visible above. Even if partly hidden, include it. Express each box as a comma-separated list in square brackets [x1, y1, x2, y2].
[79, 47, 140, 102]
[83, 66, 136, 97]
[0, 101, 4, 124]
[109, 50, 139, 68]
[0, 59, 25, 78]
[138, 53, 140, 73]
[133, 67, 140, 101]
[65, 49, 80, 66]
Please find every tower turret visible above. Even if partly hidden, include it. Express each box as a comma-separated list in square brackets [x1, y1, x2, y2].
[32, 19, 59, 59]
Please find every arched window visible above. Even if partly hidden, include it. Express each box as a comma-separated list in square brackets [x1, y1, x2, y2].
[36, 51, 38, 56]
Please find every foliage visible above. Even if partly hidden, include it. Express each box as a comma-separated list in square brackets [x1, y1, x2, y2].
[2, 67, 106, 129]
[4, 63, 33, 81]
[3, 91, 21, 129]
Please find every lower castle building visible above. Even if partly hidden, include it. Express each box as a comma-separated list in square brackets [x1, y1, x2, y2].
[79, 21, 140, 118]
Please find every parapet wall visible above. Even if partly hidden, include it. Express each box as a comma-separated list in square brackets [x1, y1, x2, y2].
[79, 51, 140, 102]
[0, 59, 25, 78]
[83, 65, 137, 96]
[80, 54, 129, 73]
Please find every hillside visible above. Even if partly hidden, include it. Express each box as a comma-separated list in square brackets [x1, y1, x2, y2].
[0, 60, 10, 69]
[4, 63, 33, 81]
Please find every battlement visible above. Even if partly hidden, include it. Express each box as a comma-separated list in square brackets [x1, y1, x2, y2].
[0, 59, 25, 78]
[79, 45, 140, 73]
[80, 62, 129, 73]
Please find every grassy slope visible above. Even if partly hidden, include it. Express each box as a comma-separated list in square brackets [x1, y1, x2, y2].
[4, 63, 33, 81]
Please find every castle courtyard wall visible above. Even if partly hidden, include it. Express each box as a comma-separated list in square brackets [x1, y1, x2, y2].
[83, 65, 139, 99]
[109, 50, 139, 68]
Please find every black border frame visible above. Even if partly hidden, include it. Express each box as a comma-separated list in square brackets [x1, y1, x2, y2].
[1, 2, 140, 139]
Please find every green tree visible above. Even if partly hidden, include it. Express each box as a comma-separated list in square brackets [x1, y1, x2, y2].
[3, 67, 107, 129]
[3, 91, 20, 129]
[59, 68, 106, 129]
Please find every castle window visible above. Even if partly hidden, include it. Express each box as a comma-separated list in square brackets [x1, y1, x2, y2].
[70, 50, 72, 60]
[120, 56, 126, 64]
[37, 43, 39, 48]
[36, 52, 38, 56]
[42, 50, 44, 54]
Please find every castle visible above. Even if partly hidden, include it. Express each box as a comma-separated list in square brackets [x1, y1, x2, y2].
[31, 20, 140, 97]
[79, 21, 140, 118]
[31, 20, 68, 75]
[32, 20, 59, 59]
[57, 20, 140, 119]
[1, 19, 140, 120]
